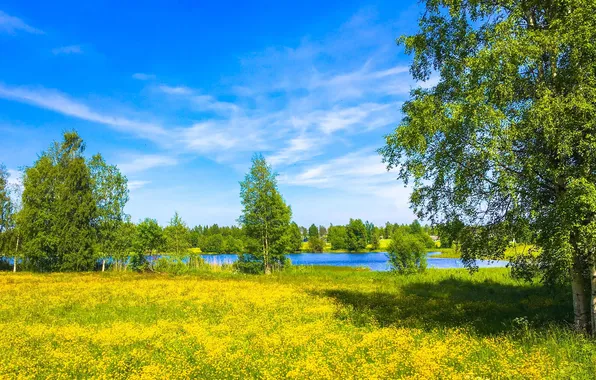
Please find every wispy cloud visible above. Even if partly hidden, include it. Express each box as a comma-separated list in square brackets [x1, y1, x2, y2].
[267, 136, 321, 166]
[52, 45, 83, 55]
[281, 149, 389, 186]
[279, 148, 406, 200]
[158, 85, 239, 114]
[128, 180, 151, 191]
[159, 85, 192, 95]
[0, 10, 43, 35]
[132, 73, 156, 81]
[117, 154, 178, 175]
[0, 84, 168, 142]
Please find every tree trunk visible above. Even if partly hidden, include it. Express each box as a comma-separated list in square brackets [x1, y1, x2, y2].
[102, 259, 106, 272]
[571, 255, 592, 334]
[13, 236, 19, 273]
[264, 237, 271, 275]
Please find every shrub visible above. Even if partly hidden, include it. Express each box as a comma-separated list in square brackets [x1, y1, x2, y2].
[387, 232, 427, 274]
[308, 236, 325, 252]
[234, 254, 264, 274]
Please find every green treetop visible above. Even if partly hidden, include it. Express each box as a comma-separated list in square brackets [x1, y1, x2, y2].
[380, 0, 596, 334]
[238, 154, 292, 274]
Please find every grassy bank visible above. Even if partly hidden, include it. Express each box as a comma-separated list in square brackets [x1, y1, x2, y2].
[427, 245, 536, 259]
[300, 238, 393, 253]
[0, 268, 594, 378]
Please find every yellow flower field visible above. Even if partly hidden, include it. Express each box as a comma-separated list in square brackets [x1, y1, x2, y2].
[0, 268, 594, 379]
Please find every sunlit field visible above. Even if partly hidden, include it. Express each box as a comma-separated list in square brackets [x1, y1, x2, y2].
[0, 268, 594, 379]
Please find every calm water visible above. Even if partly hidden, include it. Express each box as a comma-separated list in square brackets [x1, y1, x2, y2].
[200, 252, 508, 272]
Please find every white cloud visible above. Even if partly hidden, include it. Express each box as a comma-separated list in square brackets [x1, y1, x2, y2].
[279, 149, 415, 224]
[118, 154, 177, 175]
[316, 103, 393, 134]
[280, 149, 398, 197]
[267, 136, 321, 166]
[128, 180, 150, 191]
[178, 122, 242, 153]
[0, 84, 168, 142]
[0, 10, 43, 35]
[159, 85, 192, 95]
[52, 45, 82, 55]
[132, 73, 156, 81]
[158, 85, 239, 114]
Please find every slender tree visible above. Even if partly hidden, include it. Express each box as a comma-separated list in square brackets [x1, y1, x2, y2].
[0, 165, 14, 262]
[380, 0, 596, 334]
[308, 224, 319, 240]
[164, 212, 191, 258]
[89, 154, 129, 271]
[328, 225, 348, 250]
[136, 218, 164, 255]
[288, 222, 303, 252]
[238, 154, 291, 274]
[318, 225, 327, 239]
[346, 219, 367, 252]
[112, 218, 136, 271]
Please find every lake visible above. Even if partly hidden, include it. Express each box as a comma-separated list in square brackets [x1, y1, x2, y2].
[200, 252, 508, 271]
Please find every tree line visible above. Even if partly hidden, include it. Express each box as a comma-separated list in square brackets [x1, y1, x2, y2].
[0, 132, 434, 274]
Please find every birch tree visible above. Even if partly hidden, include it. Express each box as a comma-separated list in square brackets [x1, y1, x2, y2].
[380, 0, 596, 335]
[89, 154, 129, 271]
[238, 154, 291, 274]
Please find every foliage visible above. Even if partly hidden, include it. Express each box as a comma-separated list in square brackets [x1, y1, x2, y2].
[0, 269, 594, 378]
[20, 132, 97, 271]
[318, 225, 327, 238]
[327, 225, 348, 250]
[387, 232, 427, 274]
[308, 224, 319, 239]
[238, 154, 291, 273]
[153, 255, 206, 274]
[370, 230, 381, 250]
[112, 219, 136, 270]
[379, 0, 596, 333]
[287, 222, 303, 253]
[346, 219, 367, 252]
[203, 234, 225, 253]
[135, 218, 164, 255]
[163, 212, 191, 258]
[88, 154, 129, 268]
[308, 236, 325, 253]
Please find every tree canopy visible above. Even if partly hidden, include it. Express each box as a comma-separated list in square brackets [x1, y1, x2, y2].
[20, 132, 98, 271]
[380, 0, 596, 334]
[238, 154, 292, 273]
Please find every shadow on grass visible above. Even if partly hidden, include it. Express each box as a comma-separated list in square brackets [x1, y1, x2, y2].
[318, 278, 572, 336]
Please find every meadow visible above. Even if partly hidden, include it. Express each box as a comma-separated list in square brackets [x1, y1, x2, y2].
[0, 267, 595, 379]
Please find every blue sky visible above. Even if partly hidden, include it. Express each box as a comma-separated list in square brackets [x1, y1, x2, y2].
[0, 1, 435, 227]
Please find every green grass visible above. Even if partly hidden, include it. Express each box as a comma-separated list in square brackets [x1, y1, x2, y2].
[0, 267, 594, 378]
[428, 247, 459, 258]
[300, 238, 392, 253]
[427, 244, 538, 259]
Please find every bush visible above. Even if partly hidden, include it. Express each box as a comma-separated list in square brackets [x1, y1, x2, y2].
[234, 254, 291, 274]
[387, 232, 427, 274]
[234, 254, 264, 274]
[308, 236, 325, 252]
[153, 257, 188, 274]
[129, 252, 150, 272]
